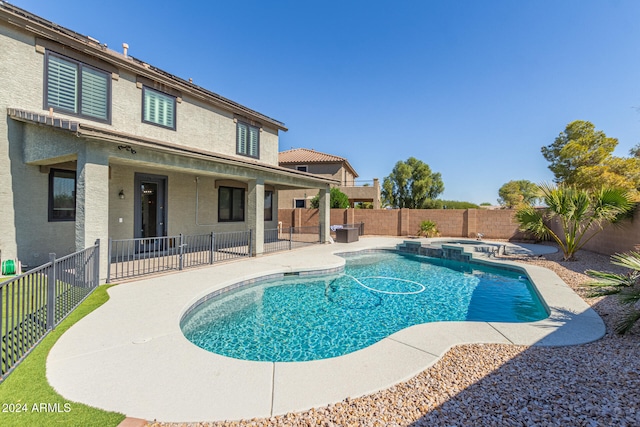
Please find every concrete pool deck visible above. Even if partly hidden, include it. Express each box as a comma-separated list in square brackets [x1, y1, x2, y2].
[46, 237, 604, 423]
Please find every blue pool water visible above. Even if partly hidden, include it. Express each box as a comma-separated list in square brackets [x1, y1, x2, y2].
[180, 251, 548, 362]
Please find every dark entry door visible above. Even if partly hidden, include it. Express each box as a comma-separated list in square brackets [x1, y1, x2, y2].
[134, 174, 167, 248]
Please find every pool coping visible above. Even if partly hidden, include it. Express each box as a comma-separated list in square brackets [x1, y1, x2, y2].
[46, 237, 604, 423]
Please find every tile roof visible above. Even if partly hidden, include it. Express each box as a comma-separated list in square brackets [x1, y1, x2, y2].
[278, 148, 347, 164]
[278, 148, 359, 178]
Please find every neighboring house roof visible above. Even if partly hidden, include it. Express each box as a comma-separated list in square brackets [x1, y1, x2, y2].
[0, 3, 287, 132]
[279, 148, 359, 178]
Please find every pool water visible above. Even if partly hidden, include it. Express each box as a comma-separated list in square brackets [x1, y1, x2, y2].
[180, 252, 548, 362]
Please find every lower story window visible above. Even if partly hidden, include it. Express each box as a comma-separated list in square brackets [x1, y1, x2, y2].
[294, 199, 306, 208]
[219, 186, 245, 222]
[264, 190, 273, 221]
[49, 169, 76, 221]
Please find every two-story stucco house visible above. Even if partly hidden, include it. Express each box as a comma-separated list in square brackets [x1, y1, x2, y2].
[278, 148, 380, 209]
[0, 4, 335, 280]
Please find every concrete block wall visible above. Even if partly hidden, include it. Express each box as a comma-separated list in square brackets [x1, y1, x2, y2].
[279, 207, 640, 256]
[475, 209, 527, 239]
[548, 206, 640, 256]
[582, 219, 640, 255]
[278, 208, 521, 239]
[278, 208, 320, 229]
[354, 209, 400, 235]
[402, 209, 467, 237]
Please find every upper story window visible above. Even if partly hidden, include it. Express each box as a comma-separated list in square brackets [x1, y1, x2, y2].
[296, 165, 308, 172]
[48, 169, 76, 222]
[236, 121, 259, 158]
[45, 52, 110, 123]
[143, 86, 176, 130]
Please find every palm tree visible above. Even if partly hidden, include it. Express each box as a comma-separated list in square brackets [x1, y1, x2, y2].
[587, 251, 640, 334]
[515, 184, 634, 261]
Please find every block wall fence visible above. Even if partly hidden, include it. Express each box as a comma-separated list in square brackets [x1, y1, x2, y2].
[279, 208, 640, 256]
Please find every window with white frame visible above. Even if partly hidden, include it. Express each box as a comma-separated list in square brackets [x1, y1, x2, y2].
[45, 52, 110, 122]
[296, 165, 308, 172]
[142, 86, 176, 130]
[236, 121, 259, 158]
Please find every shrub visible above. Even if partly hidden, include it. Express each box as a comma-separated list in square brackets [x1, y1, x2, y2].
[587, 251, 640, 334]
[417, 220, 439, 237]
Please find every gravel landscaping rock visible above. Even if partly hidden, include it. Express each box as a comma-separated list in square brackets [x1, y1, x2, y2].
[148, 244, 640, 427]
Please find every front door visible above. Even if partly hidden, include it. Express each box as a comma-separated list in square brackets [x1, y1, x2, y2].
[134, 174, 167, 248]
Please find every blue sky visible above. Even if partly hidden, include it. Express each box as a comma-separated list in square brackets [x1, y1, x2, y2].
[14, 0, 640, 204]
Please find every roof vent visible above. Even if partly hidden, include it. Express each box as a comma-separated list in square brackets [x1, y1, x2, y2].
[122, 43, 129, 58]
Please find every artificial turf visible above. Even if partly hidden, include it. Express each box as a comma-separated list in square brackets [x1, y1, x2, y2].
[0, 285, 127, 427]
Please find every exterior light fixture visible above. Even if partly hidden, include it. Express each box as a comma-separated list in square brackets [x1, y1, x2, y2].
[119, 189, 125, 199]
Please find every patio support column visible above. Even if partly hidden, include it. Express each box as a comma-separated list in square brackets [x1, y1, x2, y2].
[247, 178, 264, 256]
[75, 146, 109, 282]
[318, 185, 330, 243]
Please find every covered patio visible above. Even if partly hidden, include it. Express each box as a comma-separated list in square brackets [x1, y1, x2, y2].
[9, 108, 337, 282]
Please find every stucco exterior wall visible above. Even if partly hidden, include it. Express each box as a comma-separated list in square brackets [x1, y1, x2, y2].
[110, 70, 280, 165]
[0, 24, 42, 262]
[108, 165, 279, 240]
[281, 162, 355, 185]
[0, 25, 93, 266]
[0, 19, 282, 267]
[0, 7, 329, 273]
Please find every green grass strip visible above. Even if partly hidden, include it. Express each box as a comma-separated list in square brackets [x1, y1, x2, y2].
[0, 285, 126, 427]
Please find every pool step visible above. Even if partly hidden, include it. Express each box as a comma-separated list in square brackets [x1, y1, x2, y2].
[396, 241, 473, 263]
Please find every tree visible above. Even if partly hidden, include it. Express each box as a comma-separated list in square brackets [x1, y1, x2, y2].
[382, 157, 444, 208]
[498, 180, 540, 208]
[541, 120, 640, 195]
[515, 183, 634, 261]
[354, 202, 373, 209]
[423, 199, 479, 209]
[587, 252, 640, 334]
[309, 187, 350, 209]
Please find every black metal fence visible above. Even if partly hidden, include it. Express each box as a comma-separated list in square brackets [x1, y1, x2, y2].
[0, 240, 100, 380]
[263, 225, 321, 254]
[107, 230, 253, 282]
[109, 226, 329, 280]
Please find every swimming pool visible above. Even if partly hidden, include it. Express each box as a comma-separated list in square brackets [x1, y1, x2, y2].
[180, 251, 548, 362]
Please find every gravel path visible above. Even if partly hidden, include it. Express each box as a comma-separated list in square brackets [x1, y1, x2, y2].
[148, 245, 640, 427]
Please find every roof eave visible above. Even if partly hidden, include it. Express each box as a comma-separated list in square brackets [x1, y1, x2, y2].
[0, 3, 287, 132]
[7, 108, 330, 186]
